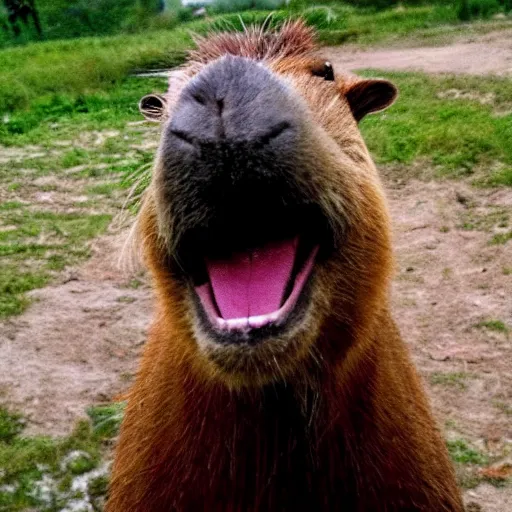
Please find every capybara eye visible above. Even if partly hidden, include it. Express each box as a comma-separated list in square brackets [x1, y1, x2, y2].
[323, 62, 334, 81]
[312, 61, 335, 81]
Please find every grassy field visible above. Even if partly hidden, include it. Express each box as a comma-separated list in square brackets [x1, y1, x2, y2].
[1, 5, 511, 510]
[2, 3, 512, 112]
[0, 76, 165, 319]
[0, 404, 124, 511]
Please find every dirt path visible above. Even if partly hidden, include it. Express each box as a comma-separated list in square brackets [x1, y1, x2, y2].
[386, 176, 512, 512]
[0, 231, 151, 436]
[325, 29, 512, 76]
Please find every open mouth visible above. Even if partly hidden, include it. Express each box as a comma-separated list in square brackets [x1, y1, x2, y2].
[193, 237, 319, 336]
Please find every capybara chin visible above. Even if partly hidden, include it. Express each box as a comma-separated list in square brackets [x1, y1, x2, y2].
[107, 21, 464, 512]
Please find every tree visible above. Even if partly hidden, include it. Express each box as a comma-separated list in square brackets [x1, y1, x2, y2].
[3, 0, 42, 37]
[458, 0, 471, 21]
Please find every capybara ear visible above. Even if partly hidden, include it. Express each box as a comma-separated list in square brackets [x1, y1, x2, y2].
[344, 79, 398, 122]
[139, 93, 167, 122]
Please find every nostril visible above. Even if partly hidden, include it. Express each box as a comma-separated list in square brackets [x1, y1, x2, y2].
[260, 121, 291, 145]
[192, 93, 206, 106]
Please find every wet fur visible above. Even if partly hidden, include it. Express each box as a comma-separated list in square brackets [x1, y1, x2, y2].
[108, 21, 464, 511]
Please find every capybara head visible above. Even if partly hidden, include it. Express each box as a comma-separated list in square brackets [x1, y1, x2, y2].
[135, 21, 398, 387]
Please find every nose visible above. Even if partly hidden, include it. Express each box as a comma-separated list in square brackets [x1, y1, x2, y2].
[166, 56, 300, 147]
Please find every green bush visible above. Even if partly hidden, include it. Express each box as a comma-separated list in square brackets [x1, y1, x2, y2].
[458, 0, 472, 20]
[342, 0, 397, 8]
[464, 0, 502, 19]
[211, 0, 286, 14]
[301, 5, 354, 29]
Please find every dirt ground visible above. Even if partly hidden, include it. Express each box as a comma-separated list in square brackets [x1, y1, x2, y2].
[325, 29, 512, 76]
[0, 232, 151, 435]
[0, 29, 511, 511]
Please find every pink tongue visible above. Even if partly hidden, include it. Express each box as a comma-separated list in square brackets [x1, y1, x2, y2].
[206, 238, 298, 320]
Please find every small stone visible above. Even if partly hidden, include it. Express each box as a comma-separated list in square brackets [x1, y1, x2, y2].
[455, 191, 470, 206]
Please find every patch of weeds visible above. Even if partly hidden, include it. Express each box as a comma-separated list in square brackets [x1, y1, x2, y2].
[0, 405, 121, 511]
[447, 439, 488, 465]
[45, 254, 68, 271]
[7, 182, 22, 192]
[455, 465, 482, 489]
[88, 473, 109, 498]
[0, 209, 111, 318]
[442, 267, 453, 278]
[66, 452, 96, 476]
[126, 278, 143, 289]
[439, 226, 450, 233]
[481, 167, 512, 187]
[458, 206, 509, 233]
[489, 231, 512, 245]
[60, 148, 91, 169]
[0, 201, 24, 210]
[117, 295, 136, 304]
[475, 319, 509, 333]
[86, 182, 122, 197]
[503, 267, 512, 275]
[0, 408, 25, 443]
[454, 464, 482, 489]
[0, 268, 49, 318]
[87, 402, 126, 439]
[430, 372, 471, 390]
[2, 211, 112, 246]
[494, 401, 512, 416]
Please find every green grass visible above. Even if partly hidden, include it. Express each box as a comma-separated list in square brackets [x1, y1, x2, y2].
[0, 268, 49, 317]
[430, 372, 471, 390]
[0, 404, 124, 511]
[475, 319, 510, 333]
[0, 0, 147, 47]
[0, 77, 166, 146]
[0, 209, 111, 318]
[447, 438, 493, 489]
[314, 4, 460, 45]
[0, 77, 166, 318]
[458, 206, 509, 232]
[0, 195, 114, 318]
[359, 72, 512, 182]
[0, 29, 189, 112]
[490, 231, 512, 245]
[447, 438, 488, 465]
[494, 400, 512, 416]
[2, 4, 511, 114]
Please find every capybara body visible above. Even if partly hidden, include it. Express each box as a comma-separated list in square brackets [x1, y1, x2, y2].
[108, 21, 464, 511]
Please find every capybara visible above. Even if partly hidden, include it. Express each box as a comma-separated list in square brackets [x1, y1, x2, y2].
[108, 21, 464, 512]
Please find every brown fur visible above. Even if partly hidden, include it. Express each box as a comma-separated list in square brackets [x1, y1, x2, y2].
[108, 21, 463, 511]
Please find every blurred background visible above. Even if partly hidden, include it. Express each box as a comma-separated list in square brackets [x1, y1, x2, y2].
[0, 1, 511, 511]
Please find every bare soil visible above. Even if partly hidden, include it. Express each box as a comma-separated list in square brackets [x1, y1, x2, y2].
[0, 30, 511, 511]
[325, 29, 512, 76]
[0, 231, 151, 436]
[386, 177, 512, 512]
